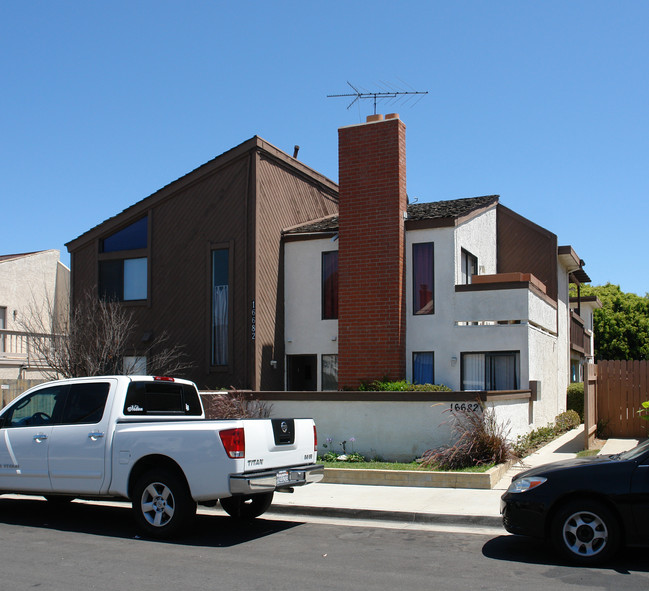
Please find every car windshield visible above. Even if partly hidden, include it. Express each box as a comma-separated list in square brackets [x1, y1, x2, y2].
[617, 438, 649, 461]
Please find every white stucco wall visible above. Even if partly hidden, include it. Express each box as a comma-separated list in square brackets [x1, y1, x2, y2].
[284, 238, 338, 389]
[283, 205, 574, 436]
[268, 397, 531, 462]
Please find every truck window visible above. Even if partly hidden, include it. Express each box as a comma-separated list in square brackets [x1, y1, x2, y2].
[124, 382, 202, 416]
[3, 385, 68, 427]
[61, 383, 110, 424]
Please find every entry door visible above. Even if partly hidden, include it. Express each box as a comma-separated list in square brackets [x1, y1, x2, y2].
[48, 381, 114, 494]
[287, 355, 317, 391]
[0, 385, 66, 492]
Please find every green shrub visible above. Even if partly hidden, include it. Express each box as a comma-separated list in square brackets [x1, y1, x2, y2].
[555, 410, 580, 433]
[358, 379, 452, 392]
[513, 410, 581, 458]
[566, 382, 585, 421]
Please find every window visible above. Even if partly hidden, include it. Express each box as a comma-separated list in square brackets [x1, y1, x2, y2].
[99, 216, 149, 302]
[0, 306, 5, 354]
[321, 354, 338, 390]
[123, 381, 202, 415]
[124, 356, 147, 375]
[322, 251, 338, 320]
[413, 352, 434, 385]
[99, 257, 147, 301]
[61, 383, 109, 424]
[413, 242, 434, 314]
[461, 249, 478, 285]
[461, 351, 520, 391]
[3, 385, 67, 427]
[212, 248, 229, 366]
[101, 217, 148, 252]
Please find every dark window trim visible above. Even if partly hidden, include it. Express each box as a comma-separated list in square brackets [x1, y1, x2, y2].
[460, 350, 520, 391]
[412, 351, 434, 385]
[460, 248, 478, 285]
[208, 241, 234, 372]
[321, 250, 339, 320]
[97, 213, 151, 305]
[412, 241, 435, 315]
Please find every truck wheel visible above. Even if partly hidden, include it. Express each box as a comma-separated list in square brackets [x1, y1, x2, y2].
[550, 499, 620, 565]
[220, 492, 274, 520]
[132, 469, 196, 538]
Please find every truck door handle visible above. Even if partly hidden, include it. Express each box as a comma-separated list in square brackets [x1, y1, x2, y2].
[88, 432, 104, 441]
[33, 434, 48, 442]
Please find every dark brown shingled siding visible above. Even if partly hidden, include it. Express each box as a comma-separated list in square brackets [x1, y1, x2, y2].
[255, 154, 338, 390]
[70, 154, 252, 389]
[497, 205, 558, 301]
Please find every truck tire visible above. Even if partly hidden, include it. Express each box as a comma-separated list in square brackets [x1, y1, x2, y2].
[220, 492, 274, 520]
[132, 469, 196, 538]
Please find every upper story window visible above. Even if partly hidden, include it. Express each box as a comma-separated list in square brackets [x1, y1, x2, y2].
[461, 249, 478, 285]
[413, 242, 434, 315]
[99, 257, 147, 301]
[322, 251, 338, 320]
[99, 216, 149, 302]
[100, 217, 148, 253]
[211, 248, 229, 367]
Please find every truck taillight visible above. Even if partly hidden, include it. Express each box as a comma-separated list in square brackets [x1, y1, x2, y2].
[314, 425, 318, 452]
[220, 428, 245, 459]
[153, 376, 175, 382]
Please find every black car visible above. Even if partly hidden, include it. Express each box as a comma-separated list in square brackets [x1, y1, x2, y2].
[501, 439, 649, 565]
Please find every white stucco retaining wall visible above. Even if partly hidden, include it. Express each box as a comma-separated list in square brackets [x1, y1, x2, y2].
[266, 396, 531, 462]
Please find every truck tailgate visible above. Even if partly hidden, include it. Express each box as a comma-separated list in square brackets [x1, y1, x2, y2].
[242, 418, 316, 471]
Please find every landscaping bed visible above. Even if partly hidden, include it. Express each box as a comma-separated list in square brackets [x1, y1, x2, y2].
[322, 461, 513, 489]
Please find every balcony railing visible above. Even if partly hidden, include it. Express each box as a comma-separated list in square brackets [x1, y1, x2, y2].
[570, 310, 592, 355]
[0, 329, 54, 368]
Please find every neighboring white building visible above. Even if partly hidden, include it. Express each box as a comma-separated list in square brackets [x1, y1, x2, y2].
[282, 114, 593, 437]
[0, 250, 70, 379]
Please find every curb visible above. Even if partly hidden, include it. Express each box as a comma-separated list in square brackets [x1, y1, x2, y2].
[266, 503, 503, 528]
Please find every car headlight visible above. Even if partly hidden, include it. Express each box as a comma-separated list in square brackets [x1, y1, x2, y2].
[507, 476, 547, 493]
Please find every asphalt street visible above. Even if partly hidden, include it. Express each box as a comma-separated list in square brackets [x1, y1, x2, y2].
[0, 496, 646, 591]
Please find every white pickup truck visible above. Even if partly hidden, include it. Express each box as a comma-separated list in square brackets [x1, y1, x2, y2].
[0, 375, 323, 537]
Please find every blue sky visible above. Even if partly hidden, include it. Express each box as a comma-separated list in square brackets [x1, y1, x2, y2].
[1, 1, 647, 295]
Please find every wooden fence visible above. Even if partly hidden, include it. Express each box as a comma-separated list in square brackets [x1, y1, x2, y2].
[584, 364, 598, 449]
[596, 360, 649, 438]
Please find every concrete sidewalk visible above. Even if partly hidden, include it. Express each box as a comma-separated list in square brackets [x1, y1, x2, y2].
[267, 427, 641, 528]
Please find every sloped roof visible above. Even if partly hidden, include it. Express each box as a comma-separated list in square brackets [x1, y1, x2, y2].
[283, 195, 499, 235]
[66, 136, 338, 251]
[0, 251, 48, 263]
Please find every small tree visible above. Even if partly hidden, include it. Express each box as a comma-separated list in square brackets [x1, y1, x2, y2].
[21, 290, 191, 379]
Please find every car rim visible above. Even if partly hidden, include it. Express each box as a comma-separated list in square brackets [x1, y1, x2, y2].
[562, 510, 608, 557]
[140, 482, 175, 527]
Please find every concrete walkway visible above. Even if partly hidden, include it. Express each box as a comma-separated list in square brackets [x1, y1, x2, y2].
[268, 426, 642, 528]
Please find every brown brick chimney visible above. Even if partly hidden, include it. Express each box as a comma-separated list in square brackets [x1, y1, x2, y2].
[337, 114, 407, 388]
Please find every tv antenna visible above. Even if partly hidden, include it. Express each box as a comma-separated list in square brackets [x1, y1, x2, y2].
[328, 81, 428, 114]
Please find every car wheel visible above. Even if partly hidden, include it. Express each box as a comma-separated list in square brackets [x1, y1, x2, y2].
[132, 469, 196, 538]
[220, 492, 274, 520]
[551, 499, 620, 565]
